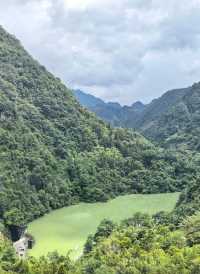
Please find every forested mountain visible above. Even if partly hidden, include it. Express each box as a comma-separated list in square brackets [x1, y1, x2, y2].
[0, 26, 196, 229]
[133, 88, 188, 133]
[1, 25, 200, 274]
[74, 89, 145, 127]
[75, 85, 200, 152]
[74, 88, 187, 130]
[143, 83, 200, 151]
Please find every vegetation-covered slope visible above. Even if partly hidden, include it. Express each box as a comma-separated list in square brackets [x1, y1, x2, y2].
[134, 88, 188, 133]
[78, 215, 200, 274]
[0, 26, 195, 228]
[144, 83, 200, 151]
[174, 176, 200, 221]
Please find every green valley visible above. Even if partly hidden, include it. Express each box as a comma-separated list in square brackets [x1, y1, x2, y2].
[28, 193, 179, 259]
[0, 25, 193, 229]
[1, 17, 200, 274]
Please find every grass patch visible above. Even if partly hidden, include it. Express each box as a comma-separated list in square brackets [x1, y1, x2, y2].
[28, 193, 179, 259]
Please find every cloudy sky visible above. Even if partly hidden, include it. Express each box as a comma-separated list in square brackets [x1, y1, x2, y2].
[1, 0, 200, 105]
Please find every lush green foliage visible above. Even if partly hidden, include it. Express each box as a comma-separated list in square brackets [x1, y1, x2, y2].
[2, 213, 200, 273]
[174, 176, 200, 221]
[0, 26, 195, 228]
[150, 85, 200, 151]
[79, 217, 200, 274]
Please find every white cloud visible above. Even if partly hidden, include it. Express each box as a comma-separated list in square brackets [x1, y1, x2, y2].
[0, 0, 200, 105]
[63, 0, 109, 10]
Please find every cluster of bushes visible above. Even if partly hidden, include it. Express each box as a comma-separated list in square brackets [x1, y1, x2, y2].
[1, 213, 200, 273]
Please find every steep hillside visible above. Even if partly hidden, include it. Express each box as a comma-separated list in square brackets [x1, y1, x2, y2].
[74, 89, 106, 109]
[134, 88, 188, 131]
[143, 84, 200, 151]
[0, 26, 197, 228]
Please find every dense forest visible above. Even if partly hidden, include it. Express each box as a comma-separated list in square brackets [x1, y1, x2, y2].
[1, 26, 200, 273]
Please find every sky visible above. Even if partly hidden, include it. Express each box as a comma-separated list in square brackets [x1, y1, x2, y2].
[0, 0, 200, 105]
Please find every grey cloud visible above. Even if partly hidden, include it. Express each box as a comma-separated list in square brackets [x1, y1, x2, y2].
[0, 0, 200, 105]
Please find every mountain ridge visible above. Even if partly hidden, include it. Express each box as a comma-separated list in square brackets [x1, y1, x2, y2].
[74, 89, 146, 127]
[74, 84, 200, 151]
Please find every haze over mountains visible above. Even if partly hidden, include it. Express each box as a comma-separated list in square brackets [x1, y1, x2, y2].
[75, 84, 200, 151]
[74, 90, 146, 128]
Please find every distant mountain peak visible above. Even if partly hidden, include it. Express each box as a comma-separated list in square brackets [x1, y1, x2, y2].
[74, 90, 147, 127]
[130, 101, 145, 113]
[107, 102, 122, 109]
[131, 101, 144, 107]
[74, 89, 105, 108]
[74, 85, 200, 152]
